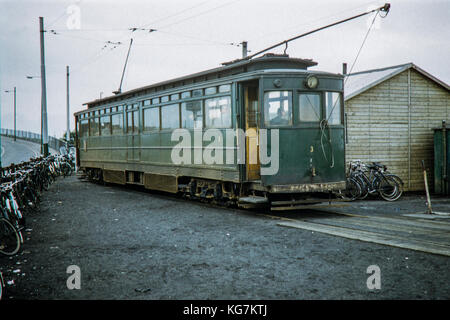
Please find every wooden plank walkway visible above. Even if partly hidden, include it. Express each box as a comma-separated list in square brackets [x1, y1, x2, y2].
[275, 211, 450, 257]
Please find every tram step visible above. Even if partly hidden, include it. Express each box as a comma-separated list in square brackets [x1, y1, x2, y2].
[238, 196, 269, 204]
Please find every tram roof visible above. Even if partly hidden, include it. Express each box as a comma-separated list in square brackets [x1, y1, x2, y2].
[84, 54, 318, 108]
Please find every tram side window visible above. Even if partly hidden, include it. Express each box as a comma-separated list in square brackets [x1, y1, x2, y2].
[205, 96, 232, 129]
[299, 93, 321, 122]
[100, 115, 111, 136]
[90, 117, 100, 136]
[161, 104, 180, 129]
[264, 91, 292, 127]
[127, 112, 133, 133]
[111, 114, 124, 135]
[143, 107, 160, 131]
[127, 111, 139, 133]
[219, 84, 231, 93]
[325, 92, 342, 125]
[133, 110, 139, 132]
[181, 101, 202, 129]
[80, 119, 89, 137]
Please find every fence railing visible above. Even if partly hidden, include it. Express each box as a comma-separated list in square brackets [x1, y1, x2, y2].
[0, 128, 66, 152]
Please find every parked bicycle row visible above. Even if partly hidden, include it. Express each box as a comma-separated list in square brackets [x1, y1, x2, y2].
[337, 160, 404, 202]
[0, 152, 75, 257]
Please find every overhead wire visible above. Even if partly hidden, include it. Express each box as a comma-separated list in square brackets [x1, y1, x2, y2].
[37, 0, 255, 97]
[46, 0, 242, 56]
[250, 0, 382, 44]
[321, 9, 385, 168]
[138, 0, 211, 30]
[155, 0, 241, 30]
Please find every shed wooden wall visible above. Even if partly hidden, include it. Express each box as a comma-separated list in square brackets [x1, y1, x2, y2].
[345, 68, 450, 191]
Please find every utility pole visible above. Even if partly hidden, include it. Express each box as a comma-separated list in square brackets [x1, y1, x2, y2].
[0, 84, 2, 169]
[66, 65, 70, 145]
[13, 87, 16, 142]
[39, 16, 49, 156]
[241, 41, 248, 58]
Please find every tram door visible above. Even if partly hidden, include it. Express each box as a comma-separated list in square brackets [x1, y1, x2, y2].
[243, 82, 260, 181]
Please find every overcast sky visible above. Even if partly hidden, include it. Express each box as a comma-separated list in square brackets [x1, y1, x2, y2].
[1, 0, 449, 138]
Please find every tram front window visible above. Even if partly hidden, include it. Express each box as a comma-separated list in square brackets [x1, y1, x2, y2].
[299, 93, 321, 122]
[325, 92, 342, 125]
[264, 91, 292, 127]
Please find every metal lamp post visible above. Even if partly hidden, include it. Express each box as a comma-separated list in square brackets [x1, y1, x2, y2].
[4, 87, 16, 141]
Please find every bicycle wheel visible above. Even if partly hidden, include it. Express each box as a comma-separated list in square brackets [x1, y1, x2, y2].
[0, 218, 21, 256]
[385, 174, 404, 201]
[63, 163, 73, 177]
[0, 271, 3, 300]
[355, 174, 370, 200]
[377, 176, 400, 201]
[336, 177, 361, 201]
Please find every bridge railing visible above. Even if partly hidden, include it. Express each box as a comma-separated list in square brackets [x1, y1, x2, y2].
[0, 128, 66, 152]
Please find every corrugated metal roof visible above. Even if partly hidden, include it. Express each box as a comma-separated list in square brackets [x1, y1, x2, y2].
[344, 63, 410, 100]
[344, 63, 450, 100]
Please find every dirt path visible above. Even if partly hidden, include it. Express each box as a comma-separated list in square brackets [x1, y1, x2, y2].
[1, 175, 449, 299]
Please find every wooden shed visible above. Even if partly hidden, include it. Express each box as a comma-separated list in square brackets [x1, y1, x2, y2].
[344, 63, 450, 191]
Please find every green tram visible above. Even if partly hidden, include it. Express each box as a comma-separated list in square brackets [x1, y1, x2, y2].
[74, 54, 346, 210]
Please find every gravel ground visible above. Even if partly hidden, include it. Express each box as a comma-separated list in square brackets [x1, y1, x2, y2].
[1, 175, 449, 300]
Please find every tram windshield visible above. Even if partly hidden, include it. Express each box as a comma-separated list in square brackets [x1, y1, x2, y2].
[264, 91, 293, 127]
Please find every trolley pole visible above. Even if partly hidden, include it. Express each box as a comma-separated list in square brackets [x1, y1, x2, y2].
[66, 65, 70, 145]
[39, 16, 49, 156]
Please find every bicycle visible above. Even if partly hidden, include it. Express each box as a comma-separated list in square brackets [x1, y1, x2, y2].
[0, 217, 21, 256]
[346, 160, 403, 201]
[0, 154, 72, 256]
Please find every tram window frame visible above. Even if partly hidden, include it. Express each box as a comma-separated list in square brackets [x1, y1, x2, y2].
[218, 84, 231, 93]
[127, 111, 133, 133]
[325, 91, 343, 125]
[89, 117, 100, 136]
[205, 87, 217, 95]
[143, 99, 151, 106]
[204, 96, 232, 129]
[111, 113, 124, 135]
[126, 110, 139, 134]
[100, 114, 112, 136]
[80, 119, 89, 137]
[133, 110, 139, 133]
[181, 100, 203, 129]
[152, 97, 160, 105]
[161, 103, 180, 130]
[143, 107, 160, 132]
[298, 92, 322, 123]
[161, 95, 169, 103]
[192, 89, 203, 97]
[263, 90, 293, 128]
[181, 91, 191, 99]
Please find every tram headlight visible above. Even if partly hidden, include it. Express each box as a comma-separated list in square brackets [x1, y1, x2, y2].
[305, 75, 319, 89]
